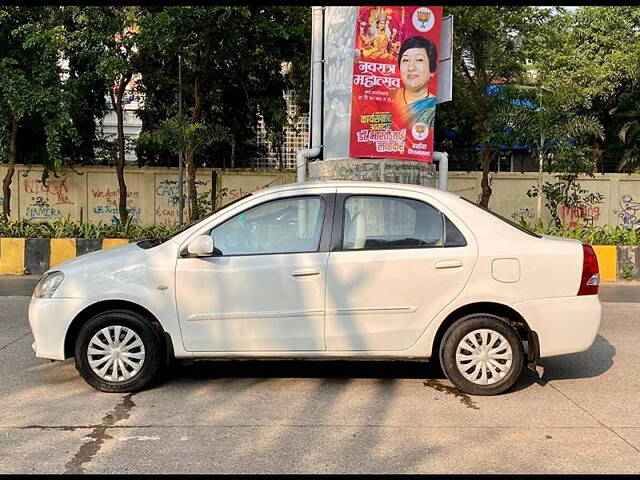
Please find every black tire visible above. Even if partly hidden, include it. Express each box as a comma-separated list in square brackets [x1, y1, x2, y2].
[439, 314, 525, 396]
[74, 309, 165, 393]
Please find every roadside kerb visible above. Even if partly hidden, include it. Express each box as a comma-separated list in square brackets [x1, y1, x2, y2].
[0, 238, 633, 279]
[0, 238, 130, 275]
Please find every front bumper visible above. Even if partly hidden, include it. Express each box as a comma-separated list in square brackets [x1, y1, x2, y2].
[28, 297, 93, 360]
[513, 295, 601, 358]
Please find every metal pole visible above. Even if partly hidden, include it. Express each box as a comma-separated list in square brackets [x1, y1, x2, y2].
[536, 90, 543, 222]
[178, 54, 184, 226]
[433, 151, 448, 191]
[296, 5, 324, 183]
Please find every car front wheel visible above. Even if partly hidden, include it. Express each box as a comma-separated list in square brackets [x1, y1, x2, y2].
[439, 314, 525, 396]
[74, 309, 164, 393]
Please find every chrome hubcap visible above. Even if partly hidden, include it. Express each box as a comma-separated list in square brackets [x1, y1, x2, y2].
[87, 326, 145, 382]
[455, 329, 513, 385]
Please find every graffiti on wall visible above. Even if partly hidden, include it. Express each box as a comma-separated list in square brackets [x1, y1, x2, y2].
[615, 195, 640, 229]
[91, 188, 141, 225]
[155, 178, 211, 225]
[25, 196, 62, 220]
[559, 205, 601, 228]
[219, 176, 290, 206]
[24, 178, 74, 206]
[23, 178, 74, 221]
[510, 208, 535, 222]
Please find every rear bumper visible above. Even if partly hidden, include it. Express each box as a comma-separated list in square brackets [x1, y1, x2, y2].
[513, 295, 601, 358]
[28, 297, 92, 361]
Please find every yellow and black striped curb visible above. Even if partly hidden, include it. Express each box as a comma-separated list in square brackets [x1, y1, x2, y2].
[0, 238, 130, 275]
[0, 238, 635, 280]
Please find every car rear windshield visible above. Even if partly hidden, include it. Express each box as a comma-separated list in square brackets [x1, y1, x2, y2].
[461, 197, 542, 239]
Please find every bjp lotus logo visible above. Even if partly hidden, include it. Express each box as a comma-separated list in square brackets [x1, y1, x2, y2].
[416, 10, 430, 26]
[412, 8, 435, 32]
[412, 122, 429, 140]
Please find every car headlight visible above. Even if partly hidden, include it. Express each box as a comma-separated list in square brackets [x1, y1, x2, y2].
[34, 271, 65, 298]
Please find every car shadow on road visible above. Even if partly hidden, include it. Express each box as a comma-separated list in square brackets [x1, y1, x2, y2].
[509, 334, 615, 393]
[539, 334, 616, 381]
[160, 358, 448, 383]
[158, 333, 615, 396]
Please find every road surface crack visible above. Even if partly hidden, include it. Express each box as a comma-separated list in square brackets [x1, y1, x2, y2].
[63, 393, 136, 474]
[0, 332, 31, 353]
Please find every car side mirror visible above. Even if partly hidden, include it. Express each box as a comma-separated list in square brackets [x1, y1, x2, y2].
[186, 234, 215, 256]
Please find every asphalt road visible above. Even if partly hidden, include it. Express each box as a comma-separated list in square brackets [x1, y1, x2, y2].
[0, 279, 638, 473]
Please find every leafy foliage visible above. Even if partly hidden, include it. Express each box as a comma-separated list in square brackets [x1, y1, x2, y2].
[491, 85, 606, 227]
[0, 216, 179, 239]
[440, 6, 551, 207]
[0, 7, 82, 217]
[523, 219, 640, 246]
[534, 7, 640, 172]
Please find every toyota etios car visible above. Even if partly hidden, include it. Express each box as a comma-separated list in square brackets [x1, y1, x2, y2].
[29, 181, 601, 395]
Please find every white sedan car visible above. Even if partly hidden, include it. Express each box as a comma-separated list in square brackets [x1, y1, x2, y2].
[29, 181, 601, 395]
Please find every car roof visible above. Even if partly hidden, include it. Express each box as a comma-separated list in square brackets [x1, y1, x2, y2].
[253, 180, 463, 202]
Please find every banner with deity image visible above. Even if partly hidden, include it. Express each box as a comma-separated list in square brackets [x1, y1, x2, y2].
[349, 6, 443, 162]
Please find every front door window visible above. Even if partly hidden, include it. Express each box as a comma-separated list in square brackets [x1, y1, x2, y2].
[211, 196, 325, 256]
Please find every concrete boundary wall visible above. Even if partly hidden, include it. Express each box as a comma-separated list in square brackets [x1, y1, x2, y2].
[446, 172, 640, 229]
[2, 166, 640, 229]
[0, 165, 296, 226]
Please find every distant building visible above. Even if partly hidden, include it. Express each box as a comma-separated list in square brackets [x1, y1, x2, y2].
[254, 91, 309, 170]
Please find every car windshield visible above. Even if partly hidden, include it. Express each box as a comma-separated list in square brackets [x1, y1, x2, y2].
[137, 193, 253, 249]
[460, 197, 542, 239]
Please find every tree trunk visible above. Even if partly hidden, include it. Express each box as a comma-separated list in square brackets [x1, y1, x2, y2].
[476, 96, 493, 208]
[592, 139, 603, 174]
[461, 43, 494, 208]
[537, 149, 545, 221]
[111, 75, 132, 225]
[186, 75, 204, 221]
[479, 148, 493, 208]
[230, 135, 235, 169]
[2, 116, 18, 220]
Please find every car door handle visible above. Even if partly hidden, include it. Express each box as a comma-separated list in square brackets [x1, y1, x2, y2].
[435, 259, 463, 270]
[291, 267, 321, 277]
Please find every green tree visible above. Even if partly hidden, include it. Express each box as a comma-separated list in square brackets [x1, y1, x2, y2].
[66, 6, 143, 223]
[55, 7, 110, 166]
[495, 85, 605, 226]
[0, 7, 79, 219]
[137, 7, 308, 221]
[140, 114, 231, 218]
[537, 7, 640, 172]
[613, 90, 640, 173]
[444, 6, 551, 207]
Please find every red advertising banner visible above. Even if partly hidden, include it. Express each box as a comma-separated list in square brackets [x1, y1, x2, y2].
[349, 6, 443, 162]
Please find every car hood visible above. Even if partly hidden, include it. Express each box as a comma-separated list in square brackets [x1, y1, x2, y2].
[50, 239, 179, 300]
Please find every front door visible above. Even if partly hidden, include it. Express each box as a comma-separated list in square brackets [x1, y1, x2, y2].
[176, 194, 332, 352]
[325, 192, 477, 351]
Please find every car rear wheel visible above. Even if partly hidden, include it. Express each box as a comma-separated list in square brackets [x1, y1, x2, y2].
[439, 314, 525, 396]
[74, 309, 164, 393]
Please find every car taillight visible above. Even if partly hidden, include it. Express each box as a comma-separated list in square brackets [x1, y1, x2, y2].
[578, 244, 599, 296]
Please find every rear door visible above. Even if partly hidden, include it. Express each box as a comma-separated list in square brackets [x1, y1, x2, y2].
[325, 188, 477, 352]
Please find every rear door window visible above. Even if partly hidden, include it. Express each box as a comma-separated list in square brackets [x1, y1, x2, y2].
[342, 195, 445, 250]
